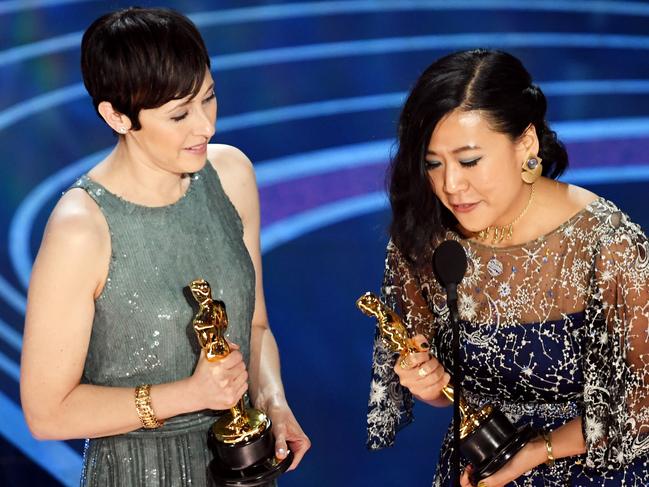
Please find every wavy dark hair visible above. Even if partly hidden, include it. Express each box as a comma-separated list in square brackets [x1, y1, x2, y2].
[81, 7, 210, 131]
[389, 49, 568, 267]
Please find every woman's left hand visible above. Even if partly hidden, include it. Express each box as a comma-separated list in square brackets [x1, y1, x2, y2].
[460, 436, 546, 487]
[265, 401, 311, 471]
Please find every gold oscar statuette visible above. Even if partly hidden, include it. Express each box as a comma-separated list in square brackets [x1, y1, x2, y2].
[356, 291, 534, 482]
[189, 279, 292, 486]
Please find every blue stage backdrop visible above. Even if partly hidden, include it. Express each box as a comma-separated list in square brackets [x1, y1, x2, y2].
[1, 1, 649, 485]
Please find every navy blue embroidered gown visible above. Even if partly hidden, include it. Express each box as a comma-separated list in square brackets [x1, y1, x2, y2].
[367, 199, 649, 486]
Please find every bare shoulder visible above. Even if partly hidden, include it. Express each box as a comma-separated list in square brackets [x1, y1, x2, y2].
[40, 188, 109, 260]
[50, 188, 106, 234]
[541, 179, 598, 215]
[564, 183, 599, 209]
[207, 144, 256, 188]
[206, 144, 258, 223]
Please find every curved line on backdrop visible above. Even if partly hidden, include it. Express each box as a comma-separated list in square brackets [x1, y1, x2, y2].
[8, 78, 649, 134]
[212, 79, 649, 136]
[0, 0, 97, 15]
[189, 1, 649, 26]
[4, 0, 649, 66]
[6, 149, 107, 297]
[0, 84, 85, 132]
[6, 28, 649, 130]
[0, 274, 26, 315]
[261, 162, 649, 251]
[9, 115, 649, 297]
[0, 343, 20, 380]
[0, 390, 81, 487]
[211, 32, 649, 70]
[0, 316, 23, 353]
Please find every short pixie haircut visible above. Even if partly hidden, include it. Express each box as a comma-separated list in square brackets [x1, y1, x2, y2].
[81, 7, 210, 130]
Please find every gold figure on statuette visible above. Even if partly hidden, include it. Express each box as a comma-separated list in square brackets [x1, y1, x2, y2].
[356, 292, 491, 439]
[189, 279, 269, 444]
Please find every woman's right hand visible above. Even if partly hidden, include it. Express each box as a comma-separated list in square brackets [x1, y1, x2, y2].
[188, 343, 249, 411]
[393, 334, 451, 406]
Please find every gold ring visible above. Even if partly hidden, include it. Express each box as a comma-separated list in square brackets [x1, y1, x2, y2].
[418, 367, 428, 378]
[399, 357, 410, 369]
[478, 481, 488, 487]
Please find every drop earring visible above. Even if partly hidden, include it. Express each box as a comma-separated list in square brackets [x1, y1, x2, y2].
[521, 155, 542, 184]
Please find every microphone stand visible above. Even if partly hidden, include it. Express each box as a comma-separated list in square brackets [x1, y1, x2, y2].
[431, 239, 533, 485]
[432, 239, 467, 486]
[446, 282, 461, 487]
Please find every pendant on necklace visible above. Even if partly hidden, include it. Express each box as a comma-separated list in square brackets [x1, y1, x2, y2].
[487, 256, 503, 277]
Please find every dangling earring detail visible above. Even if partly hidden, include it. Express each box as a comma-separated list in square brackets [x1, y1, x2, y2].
[476, 154, 540, 244]
[521, 155, 542, 184]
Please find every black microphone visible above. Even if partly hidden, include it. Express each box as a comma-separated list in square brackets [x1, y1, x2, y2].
[432, 240, 467, 487]
[433, 240, 467, 311]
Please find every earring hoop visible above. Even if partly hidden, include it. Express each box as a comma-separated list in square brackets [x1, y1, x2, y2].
[521, 155, 542, 184]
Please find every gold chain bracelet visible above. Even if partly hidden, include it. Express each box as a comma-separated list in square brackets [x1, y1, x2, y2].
[134, 384, 164, 429]
[542, 431, 555, 466]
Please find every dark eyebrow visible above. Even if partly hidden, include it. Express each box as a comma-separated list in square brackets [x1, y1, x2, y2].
[167, 82, 215, 112]
[427, 145, 481, 156]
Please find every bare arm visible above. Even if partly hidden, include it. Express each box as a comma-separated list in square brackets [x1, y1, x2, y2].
[20, 188, 247, 440]
[210, 144, 311, 469]
[461, 417, 586, 486]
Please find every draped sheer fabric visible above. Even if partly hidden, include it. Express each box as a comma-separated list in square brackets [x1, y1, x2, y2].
[367, 198, 649, 485]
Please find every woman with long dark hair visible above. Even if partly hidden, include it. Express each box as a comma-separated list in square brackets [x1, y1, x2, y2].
[20, 7, 309, 486]
[367, 49, 649, 486]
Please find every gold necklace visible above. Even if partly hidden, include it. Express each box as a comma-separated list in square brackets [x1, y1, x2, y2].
[476, 184, 535, 244]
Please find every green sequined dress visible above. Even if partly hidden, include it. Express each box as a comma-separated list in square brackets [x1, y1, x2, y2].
[72, 162, 256, 486]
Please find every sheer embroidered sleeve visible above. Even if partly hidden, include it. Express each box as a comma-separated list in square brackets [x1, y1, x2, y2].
[583, 201, 649, 470]
[366, 240, 437, 449]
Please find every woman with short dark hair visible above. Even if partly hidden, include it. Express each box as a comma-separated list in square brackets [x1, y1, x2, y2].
[20, 7, 309, 486]
[367, 49, 649, 486]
